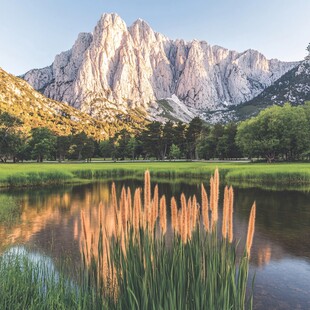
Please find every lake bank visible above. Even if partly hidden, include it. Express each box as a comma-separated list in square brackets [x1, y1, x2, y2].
[0, 161, 310, 190]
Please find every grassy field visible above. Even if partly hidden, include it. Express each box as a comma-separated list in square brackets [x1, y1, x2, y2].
[0, 161, 309, 189]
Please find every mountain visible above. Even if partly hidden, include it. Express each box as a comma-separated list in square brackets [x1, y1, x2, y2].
[203, 56, 310, 123]
[232, 57, 310, 119]
[22, 13, 298, 123]
[0, 67, 136, 139]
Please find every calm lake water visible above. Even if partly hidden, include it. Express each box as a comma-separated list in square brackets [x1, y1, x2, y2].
[0, 178, 309, 309]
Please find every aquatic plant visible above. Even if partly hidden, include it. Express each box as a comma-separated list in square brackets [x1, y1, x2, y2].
[80, 169, 256, 309]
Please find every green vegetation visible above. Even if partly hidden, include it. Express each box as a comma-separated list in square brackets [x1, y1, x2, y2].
[92, 232, 253, 309]
[236, 103, 310, 162]
[0, 162, 310, 189]
[80, 170, 256, 309]
[0, 251, 104, 309]
[2, 103, 310, 163]
[0, 195, 21, 225]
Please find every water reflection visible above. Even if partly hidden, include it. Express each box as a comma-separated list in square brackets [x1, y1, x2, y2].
[0, 180, 309, 309]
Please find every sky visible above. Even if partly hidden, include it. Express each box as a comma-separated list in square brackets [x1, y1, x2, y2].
[1, 0, 310, 75]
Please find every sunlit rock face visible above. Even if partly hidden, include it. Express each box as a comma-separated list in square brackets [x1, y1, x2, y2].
[22, 13, 298, 121]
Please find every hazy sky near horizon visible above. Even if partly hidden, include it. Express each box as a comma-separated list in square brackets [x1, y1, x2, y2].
[1, 0, 310, 75]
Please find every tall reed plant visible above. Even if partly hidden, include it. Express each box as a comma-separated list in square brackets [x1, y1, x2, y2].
[80, 169, 256, 309]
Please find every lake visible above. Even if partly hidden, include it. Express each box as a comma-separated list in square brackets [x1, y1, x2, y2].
[0, 177, 309, 309]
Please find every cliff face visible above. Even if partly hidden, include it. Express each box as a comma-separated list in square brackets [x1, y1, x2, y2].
[22, 13, 298, 121]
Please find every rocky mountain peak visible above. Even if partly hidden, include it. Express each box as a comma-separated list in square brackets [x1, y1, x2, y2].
[22, 13, 299, 123]
[97, 13, 126, 29]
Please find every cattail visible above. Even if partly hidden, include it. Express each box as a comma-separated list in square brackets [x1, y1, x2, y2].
[127, 187, 132, 222]
[159, 195, 167, 235]
[187, 198, 192, 238]
[179, 193, 187, 238]
[214, 168, 219, 208]
[211, 170, 219, 230]
[201, 184, 209, 232]
[133, 188, 141, 231]
[209, 177, 214, 212]
[192, 195, 197, 230]
[222, 186, 229, 239]
[228, 186, 234, 243]
[171, 197, 178, 232]
[111, 182, 118, 211]
[181, 193, 187, 210]
[177, 211, 182, 235]
[181, 197, 188, 243]
[120, 187, 127, 231]
[115, 210, 122, 238]
[151, 184, 159, 228]
[111, 183, 118, 237]
[144, 170, 151, 215]
[246, 202, 256, 258]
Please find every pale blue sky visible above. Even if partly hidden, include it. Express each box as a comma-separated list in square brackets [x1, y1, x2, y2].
[1, 0, 310, 75]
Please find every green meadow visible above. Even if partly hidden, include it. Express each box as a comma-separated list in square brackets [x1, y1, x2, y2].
[0, 161, 309, 190]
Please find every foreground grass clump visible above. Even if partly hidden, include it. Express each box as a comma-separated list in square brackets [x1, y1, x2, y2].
[0, 248, 105, 310]
[81, 169, 256, 309]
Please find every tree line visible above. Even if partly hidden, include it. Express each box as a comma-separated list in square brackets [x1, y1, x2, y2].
[1, 102, 309, 163]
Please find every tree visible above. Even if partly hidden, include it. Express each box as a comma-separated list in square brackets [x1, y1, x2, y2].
[162, 121, 175, 158]
[236, 104, 310, 162]
[237, 109, 280, 162]
[115, 129, 131, 160]
[69, 132, 95, 161]
[0, 112, 25, 162]
[29, 128, 56, 162]
[173, 121, 186, 157]
[140, 122, 164, 159]
[217, 123, 241, 159]
[81, 138, 95, 162]
[169, 144, 181, 160]
[56, 135, 72, 162]
[126, 137, 137, 160]
[99, 140, 113, 160]
[186, 117, 203, 159]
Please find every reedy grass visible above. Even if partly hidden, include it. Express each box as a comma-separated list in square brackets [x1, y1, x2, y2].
[80, 169, 256, 309]
[0, 169, 256, 309]
[0, 249, 106, 310]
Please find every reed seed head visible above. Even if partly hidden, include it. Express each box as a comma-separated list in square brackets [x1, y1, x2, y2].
[144, 170, 151, 212]
[246, 202, 256, 258]
[133, 188, 141, 231]
[171, 197, 178, 232]
[228, 186, 234, 243]
[159, 195, 167, 235]
[201, 183, 209, 232]
[192, 195, 197, 229]
[222, 186, 229, 239]
[111, 182, 118, 211]
[127, 187, 132, 222]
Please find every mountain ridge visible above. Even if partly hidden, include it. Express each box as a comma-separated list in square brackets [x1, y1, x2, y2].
[228, 57, 310, 122]
[22, 13, 299, 123]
